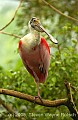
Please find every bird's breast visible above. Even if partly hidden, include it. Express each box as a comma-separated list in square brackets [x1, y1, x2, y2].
[19, 33, 40, 52]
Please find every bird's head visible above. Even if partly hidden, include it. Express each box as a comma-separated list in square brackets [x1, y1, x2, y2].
[29, 17, 58, 44]
[29, 17, 43, 32]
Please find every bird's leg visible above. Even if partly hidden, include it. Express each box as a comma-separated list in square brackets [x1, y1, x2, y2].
[33, 71, 43, 103]
[34, 82, 43, 103]
[36, 82, 40, 97]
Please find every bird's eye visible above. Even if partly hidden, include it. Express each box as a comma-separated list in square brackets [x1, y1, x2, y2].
[33, 19, 36, 22]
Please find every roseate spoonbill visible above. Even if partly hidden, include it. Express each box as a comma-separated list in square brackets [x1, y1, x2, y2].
[18, 17, 58, 101]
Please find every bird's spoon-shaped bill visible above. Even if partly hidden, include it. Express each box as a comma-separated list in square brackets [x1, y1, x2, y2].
[38, 25, 58, 44]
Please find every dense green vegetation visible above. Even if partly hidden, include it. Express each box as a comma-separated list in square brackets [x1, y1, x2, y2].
[0, 0, 78, 120]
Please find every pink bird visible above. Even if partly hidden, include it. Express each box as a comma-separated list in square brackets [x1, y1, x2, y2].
[18, 17, 58, 101]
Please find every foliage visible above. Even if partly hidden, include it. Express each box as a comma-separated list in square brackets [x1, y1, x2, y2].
[0, 0, 78, 120]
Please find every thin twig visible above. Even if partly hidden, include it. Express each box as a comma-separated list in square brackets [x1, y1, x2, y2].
[0, 98, 15, 114]
[0, 88, 67, 107]
[70, 84, 77, 92]
[0, 0, 23, 31]
[42, 0, 78, 22]
[0, 31, 21, 39]
[64, 81, 78, 120]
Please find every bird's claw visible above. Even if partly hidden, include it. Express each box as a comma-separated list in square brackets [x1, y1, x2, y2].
[34, 95, 43, 103]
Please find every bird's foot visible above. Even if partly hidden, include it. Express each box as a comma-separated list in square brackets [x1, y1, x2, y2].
[34, 95, 43, 103]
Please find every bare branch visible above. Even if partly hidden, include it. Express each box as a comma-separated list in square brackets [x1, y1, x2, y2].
[0, 98, 15, 114]
[0, 82, 78, 120]
[0, 0, 23, 31]
[65, 81, 78, 120]
[42, 0, 78, 22]
[0, 88, 67, 107]
[0, 31, 21, 39]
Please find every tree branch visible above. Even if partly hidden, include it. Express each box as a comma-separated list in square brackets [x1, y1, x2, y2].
[0, 88, 67, 107]
[0, 81, 78, 120]
[65, 81, 78, 120]
[0, 0, 23, 31]
[42, 0, 78, 22]
[0, 98, 15, 114]
[0, 31, 21, 39]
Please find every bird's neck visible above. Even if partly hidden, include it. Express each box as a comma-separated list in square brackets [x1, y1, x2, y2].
[21, 27, 41, 51]
[30, 28, 40, 45]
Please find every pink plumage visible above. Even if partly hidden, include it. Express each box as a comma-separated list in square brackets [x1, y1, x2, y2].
[18, 17, 57, 99]
[18, 37, 50, 83]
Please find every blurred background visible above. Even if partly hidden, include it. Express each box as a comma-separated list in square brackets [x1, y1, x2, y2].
[0, 0, 78, 120]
